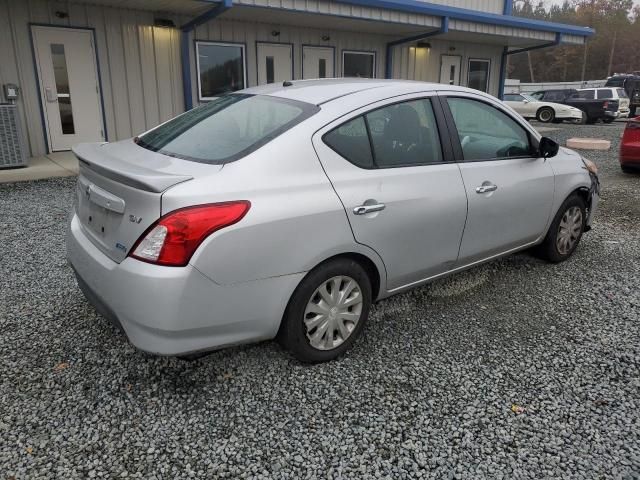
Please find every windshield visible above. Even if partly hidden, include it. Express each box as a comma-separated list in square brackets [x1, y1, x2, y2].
[529, 92, 543, 100]
[137, 94, 318, 164]
[521, 94, 537, 102]
[606, 78, 624, 87]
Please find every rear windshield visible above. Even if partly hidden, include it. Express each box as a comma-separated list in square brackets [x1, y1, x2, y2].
[137, 94, 318, 164]
[605, 78, 624, 87]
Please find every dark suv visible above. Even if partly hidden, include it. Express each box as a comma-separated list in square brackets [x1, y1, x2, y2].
[605, 75, 640, 116]
[531, 89, 619, 124]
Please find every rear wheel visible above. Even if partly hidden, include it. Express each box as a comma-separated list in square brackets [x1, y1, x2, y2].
[278, 258, 372, 363]
[586, 116, 597, 125]
[536, 194, 586, 263]
[537, 107, 555, 123]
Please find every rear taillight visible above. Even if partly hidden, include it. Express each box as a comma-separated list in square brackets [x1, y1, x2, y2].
[130, 201, 250, 266]
[603, 100, 609, 109]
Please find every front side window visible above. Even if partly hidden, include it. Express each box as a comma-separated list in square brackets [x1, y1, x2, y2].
[446, 97, 532, 161]
[196, 42, 246, 99]
[530, 91, 544, 100]
[137, 94, 317, 164]
[467, 59, 490, 93]
[323, 98, 443, 168]
[343, 51, 375, 78]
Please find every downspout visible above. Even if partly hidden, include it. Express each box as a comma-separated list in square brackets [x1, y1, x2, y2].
[180, 0, 233, 111]
[498, 32, 561, 99]
[385, 16, 449, 79]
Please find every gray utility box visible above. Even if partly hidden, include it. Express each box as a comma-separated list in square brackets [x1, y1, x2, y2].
[0, 103, 28, 169]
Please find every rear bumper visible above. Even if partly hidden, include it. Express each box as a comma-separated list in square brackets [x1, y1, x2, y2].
[67, 214, 303, 355]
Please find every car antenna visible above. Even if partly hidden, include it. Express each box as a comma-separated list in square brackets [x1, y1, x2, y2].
[282, 80, 293, 87]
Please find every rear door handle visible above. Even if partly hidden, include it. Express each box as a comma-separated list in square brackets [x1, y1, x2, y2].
[476, 184, 498, 194]
[353, 203, 386, 215]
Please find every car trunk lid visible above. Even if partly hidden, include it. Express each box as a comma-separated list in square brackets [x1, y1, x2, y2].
[73, 140, 221, 263]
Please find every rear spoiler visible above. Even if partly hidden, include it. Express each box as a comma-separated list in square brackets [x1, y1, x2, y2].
[73, 143, 193, 193]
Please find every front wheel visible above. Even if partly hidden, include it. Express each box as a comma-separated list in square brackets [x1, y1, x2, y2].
[537, 107, 555, 123]
[278, 258, 372, 363]
[536, 194, 586, 263]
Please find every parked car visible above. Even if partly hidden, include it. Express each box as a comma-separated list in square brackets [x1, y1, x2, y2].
[503, 93, 584, 123]
[586, 87, 630, 119]
[620, 116, 640, 173]
[530, 88, 619, 124]
[605, 74, 640, 117]
[67, 80, 600, 363]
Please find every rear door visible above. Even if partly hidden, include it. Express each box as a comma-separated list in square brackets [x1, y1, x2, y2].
[441, 94, 555, 264]
[313, 93, 468, 291]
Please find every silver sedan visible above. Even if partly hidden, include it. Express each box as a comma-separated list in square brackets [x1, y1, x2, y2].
[67, 79, 600, 363]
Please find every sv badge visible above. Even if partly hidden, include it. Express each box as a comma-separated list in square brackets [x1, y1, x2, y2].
[129, 214, 143, 224]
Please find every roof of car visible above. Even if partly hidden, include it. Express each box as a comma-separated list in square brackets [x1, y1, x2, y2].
[240, 79, 476, 106]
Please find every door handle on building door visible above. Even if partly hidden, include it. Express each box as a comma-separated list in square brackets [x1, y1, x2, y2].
[45, 88, 58, 103]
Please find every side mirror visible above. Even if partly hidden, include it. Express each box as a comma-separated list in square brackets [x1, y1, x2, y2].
[539, 136, 559, 159]
[523, 99, 530, 103]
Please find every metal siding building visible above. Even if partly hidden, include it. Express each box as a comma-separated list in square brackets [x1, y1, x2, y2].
[0, 0, 593, 158]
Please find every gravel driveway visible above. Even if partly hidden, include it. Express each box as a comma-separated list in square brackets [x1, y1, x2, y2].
[1, 122, 639, 479]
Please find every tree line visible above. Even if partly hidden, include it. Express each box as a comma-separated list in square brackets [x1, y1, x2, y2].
[508, 0, 640, 82]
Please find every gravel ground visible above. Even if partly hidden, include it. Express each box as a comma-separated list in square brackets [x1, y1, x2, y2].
[1, 121, 639, 479]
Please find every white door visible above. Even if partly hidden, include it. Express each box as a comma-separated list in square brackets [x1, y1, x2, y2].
[32, 26, 104, 151]
[257, 43, 292, 85]
[440, 55, 462, 86]
[302, 46, 334, 79]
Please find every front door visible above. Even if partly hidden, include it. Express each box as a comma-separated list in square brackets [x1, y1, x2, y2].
[314, 94, 468, 291]
[257, 43, 292, 85]
[440, 55, 461, 86]
[443, 95, 555, 264]
[32, 26, 104, 151]
[302, 46, 334, 79]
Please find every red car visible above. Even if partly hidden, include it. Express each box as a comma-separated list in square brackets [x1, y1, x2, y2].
[621, 117, 640, 173]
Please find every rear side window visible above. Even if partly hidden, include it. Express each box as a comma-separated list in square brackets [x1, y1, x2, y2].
[572, 90, 595, 100]
[323, 117, 374, 169]
[137, 94, 318, 164]
[597, 89, 613, 99]
[323, 98, 443, 168]
[447, 97, 532, 160]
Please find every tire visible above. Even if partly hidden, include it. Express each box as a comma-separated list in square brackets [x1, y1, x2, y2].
[586, 116, 597, 125]
[622, 165, 638, 174]
[603, 117, 614, 124]
[536, 107, 555, 123]
[536, 194, 587, 263]
[630, 106, 637, 117]
[278, 258, 372, 363]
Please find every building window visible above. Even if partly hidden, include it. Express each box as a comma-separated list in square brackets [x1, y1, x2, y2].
[196, 41, 246, 100]
[342, 51, 375, 78]
[467, 59, 490, 93]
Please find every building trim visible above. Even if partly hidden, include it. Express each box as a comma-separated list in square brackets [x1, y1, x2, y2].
[335, 0, 594, 37]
